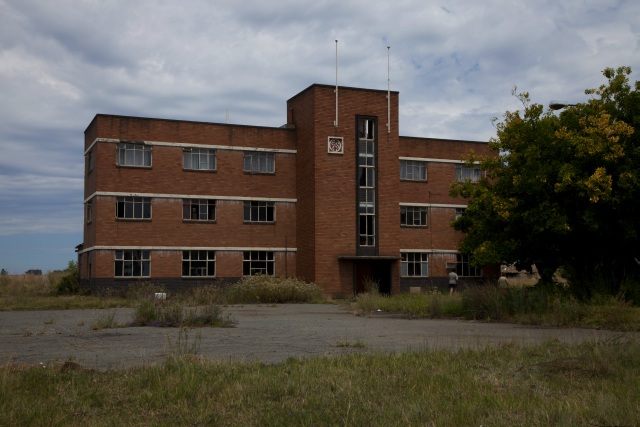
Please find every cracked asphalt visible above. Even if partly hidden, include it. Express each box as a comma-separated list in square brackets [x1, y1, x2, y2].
[0, 304, 635, 370]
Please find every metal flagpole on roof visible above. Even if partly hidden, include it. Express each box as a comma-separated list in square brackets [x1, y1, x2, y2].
[387, 46, 390, 133]
[335, 40, 339, 128]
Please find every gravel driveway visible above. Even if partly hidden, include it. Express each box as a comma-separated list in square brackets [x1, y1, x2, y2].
[0, 304, 634, 370]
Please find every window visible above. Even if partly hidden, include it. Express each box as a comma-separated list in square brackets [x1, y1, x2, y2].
[457, 254, 481, 277]
[359, 205, 375, 245]
[401, 206, 427, 227]
[456, 165, 481, 182]
[86, 147, 95, 173]
[243, 251, 274, 276]
[183, 148, 216, 171]
[86, 201, 92, 223]
[116, 197, 151, 219]
[115, 250, 150, 277]
[455, 208, 466, 219]
[183, 199, 216, 221]
[243, 152, 275, 174]
[401, 253, 429, 277]
[358, 117, 377, 247]
[116, 143, 151, 167]
[400, 160, 427, 181]
[182, 251, 215, 277]
[243, 201, 275, 222]
[358, 141, 375, 188]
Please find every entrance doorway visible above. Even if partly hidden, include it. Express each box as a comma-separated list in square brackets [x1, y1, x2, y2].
[354, 261, 391, 294]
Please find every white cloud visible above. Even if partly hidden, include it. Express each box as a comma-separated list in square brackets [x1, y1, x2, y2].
[0, 0, 639, 262]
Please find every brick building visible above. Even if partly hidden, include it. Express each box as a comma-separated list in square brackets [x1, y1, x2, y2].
[78, 84, 495, 296]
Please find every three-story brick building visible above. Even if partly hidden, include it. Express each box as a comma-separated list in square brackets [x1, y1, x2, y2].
[78, 84, 495, 296]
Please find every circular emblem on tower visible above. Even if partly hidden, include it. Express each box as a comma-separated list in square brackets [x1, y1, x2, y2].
[328, 136, 344, 154]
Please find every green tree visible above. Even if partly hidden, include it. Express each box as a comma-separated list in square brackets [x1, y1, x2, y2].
[450, 66, 640, 300]
[56, 260, 80, 295]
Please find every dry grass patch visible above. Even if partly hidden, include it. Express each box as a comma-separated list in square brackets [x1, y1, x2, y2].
[0, 274, 132, 311]
[225, 275, 325, 304]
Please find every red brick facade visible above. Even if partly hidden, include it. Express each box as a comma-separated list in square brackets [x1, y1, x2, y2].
[78, 84, 494, 295]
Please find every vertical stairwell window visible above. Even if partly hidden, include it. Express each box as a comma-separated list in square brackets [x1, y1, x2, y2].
[357, 117, 377, 248]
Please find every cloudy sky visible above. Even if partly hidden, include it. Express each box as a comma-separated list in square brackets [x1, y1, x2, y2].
[1, 0, 639, 273]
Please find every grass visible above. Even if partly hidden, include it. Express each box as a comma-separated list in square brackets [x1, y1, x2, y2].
[224, 275, 325, 304]
[356, 290, 463, 318]
[335, 338, 367, 348]
[0, 274, 326, 311]
[0, 274, 134, 311]
[130, 299, 236, 328]
[0, 338, 638, 426]
[4, 273, 640, 331]
[165, 327, 202, 357]
[90, 310, 120, 330]
[355, 286, 640, 331]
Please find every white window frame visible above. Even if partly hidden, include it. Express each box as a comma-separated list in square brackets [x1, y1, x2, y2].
[183, 148, 216, 171]
[183, 199, 216, 221]
[86, 201, 92, 223]
[114, 250, 150, 277]
[86, 147, 95, 173]
[243, 251, 274, 276]
[243, 201, 275, 223]
[116, 197, 152, 220]
[456, 165, 482, 182]
[243, 152, 275, 174]
[401, 253, 429, 277]
[400, 160, 427, 181]
[401, 206, 428, 227]
[457, 254, 482, 277]
[182, 250, 216, 277]
[116, 143, 152, 167]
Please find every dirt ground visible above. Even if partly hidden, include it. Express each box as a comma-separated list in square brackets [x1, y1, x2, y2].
[0, 304, 635, 370]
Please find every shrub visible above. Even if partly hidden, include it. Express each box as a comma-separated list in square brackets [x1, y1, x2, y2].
[225, 276, 324, 304]
[132, 300, 184, 327]
[55, 261, 80, 295]
[131, 299, 235, 328]
[187, 285, 225, 305]
[184, 304, 235, 327]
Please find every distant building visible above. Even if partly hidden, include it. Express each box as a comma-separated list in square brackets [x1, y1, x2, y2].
[78, 84, 496, 296]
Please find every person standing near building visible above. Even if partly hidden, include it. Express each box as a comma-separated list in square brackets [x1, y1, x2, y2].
[448, 269, 459, 295]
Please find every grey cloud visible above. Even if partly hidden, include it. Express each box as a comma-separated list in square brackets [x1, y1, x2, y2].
[1, 0, 639, 245]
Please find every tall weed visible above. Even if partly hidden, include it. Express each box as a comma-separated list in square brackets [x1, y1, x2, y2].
[356, 291, 464, 318]
[132, 300, 234, 328]
[166, 327, 202, 357]
[225, 275, 324, 304]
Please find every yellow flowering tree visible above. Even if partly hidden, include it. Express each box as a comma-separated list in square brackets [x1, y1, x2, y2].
[451, 67, 640, 300]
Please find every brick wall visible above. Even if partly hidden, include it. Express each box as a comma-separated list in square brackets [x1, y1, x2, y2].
[288, 85, 401, 294]
[80, 86, 494, 295]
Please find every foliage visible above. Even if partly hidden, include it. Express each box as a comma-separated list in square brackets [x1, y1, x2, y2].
[165, 327, 202, 357]
[1, 340, 639, 426]
[354, 288, 640, 330]
[90, 310, 120, 330]
[131, 299, 235, 328]
[56, 261, 81, 295]
[225, 275, 325, 304]
[451, 66, 640, 299]
[0, 274, 325, 311]
[356, 290, 464, 318]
